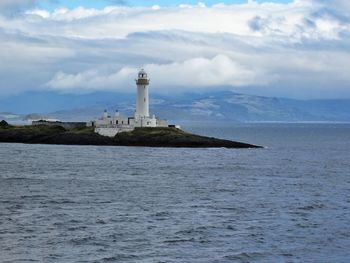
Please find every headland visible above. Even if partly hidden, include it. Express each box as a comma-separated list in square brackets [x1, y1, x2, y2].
[0, 121, 261, 148]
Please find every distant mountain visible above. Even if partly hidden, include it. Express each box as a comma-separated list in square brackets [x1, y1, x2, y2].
[1, 90, 350, 123]
[280, 98, 350, 122]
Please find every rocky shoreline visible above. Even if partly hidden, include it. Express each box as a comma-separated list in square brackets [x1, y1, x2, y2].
[0, 121, 261, 148]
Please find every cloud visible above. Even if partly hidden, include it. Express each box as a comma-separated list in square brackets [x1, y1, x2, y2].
[46, 55, 262, 92]
[312, 0, 350, 22]
[13, 1, 333, 40]
[0, 0, 350, 98]
[0, 0, 37, 15]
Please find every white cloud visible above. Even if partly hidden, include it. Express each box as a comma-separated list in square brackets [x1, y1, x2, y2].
[47, 55, 262, 91]
[47, 67, 135, 91]
[12, 1, 345, 40]
[0, 0, 349, 98]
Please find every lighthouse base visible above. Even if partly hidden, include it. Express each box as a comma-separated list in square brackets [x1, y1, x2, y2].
[90, 111, 168, 137]
[134, 115, 157, 128]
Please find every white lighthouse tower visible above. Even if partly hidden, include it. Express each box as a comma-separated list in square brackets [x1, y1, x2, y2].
[135, 69, 150, 119]
[134, 69, 157, 127]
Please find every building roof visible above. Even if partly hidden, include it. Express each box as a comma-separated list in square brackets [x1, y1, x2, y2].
[138, 69, 148, 79]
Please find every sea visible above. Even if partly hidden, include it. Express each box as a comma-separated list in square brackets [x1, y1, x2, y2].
[0, 123, 349, 263]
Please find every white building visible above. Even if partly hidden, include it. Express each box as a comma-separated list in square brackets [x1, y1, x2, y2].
[91, 69, 168, 137]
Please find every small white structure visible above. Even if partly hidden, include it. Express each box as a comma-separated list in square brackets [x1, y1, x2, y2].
[91, 69, 168, 137]
[92, 110, 134, 137]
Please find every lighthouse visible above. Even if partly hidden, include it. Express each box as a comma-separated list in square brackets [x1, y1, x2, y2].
[91, 68, 168, 136]
[134, 69, 157, 127]
[135, 69, 150, 119]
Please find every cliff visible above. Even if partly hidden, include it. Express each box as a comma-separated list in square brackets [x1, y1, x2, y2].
[0, 123, 261, 148]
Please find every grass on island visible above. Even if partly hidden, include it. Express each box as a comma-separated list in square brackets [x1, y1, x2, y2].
[69, 126, 95, 134]
[0, 122, 93, 133]
[0, 123, 65, 134]
[115, 127, 219, 146]
[117, 127, 186, 137]
[0, 120, 9, 127]
[0, 122, 185, 138]
[0, 122, 203, 143]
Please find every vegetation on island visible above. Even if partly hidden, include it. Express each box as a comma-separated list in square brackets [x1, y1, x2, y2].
[0, 121, 261, 148]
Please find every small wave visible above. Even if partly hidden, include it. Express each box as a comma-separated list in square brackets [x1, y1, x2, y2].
[298, 203, 326, 211]
[225, 252, 264, 261]
[70, 236, 94, 245]
[3, 177, 29, 181]
[11, 259, 39, 262]
[152, 211, 171, 220]
[99, 254, 138, 262]
[163, 238, 195, 243]
[101, 256, 118, 262]
[20, 195, 48, 199]
[96, 219, 107, 224]
[67, 226, 87, 231]
[175, 226, 209, 235]
[69, 219, 81, 223]
[46, 199, 75, 204]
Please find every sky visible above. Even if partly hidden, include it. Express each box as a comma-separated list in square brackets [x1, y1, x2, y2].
[0, 0, 349, 99]
[38, 0, 293, 9]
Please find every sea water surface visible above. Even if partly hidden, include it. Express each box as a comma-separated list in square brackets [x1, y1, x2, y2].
[0, 123, 350, 262]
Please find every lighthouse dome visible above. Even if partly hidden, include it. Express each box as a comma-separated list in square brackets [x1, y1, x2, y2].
[138, 69, 147, 79]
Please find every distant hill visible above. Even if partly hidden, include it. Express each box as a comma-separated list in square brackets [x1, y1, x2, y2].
[1, 90, 350, 123]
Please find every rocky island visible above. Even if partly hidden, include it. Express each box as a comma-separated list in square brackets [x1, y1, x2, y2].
[0, 120, 261, 148]
[0, 70, 262, 149]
